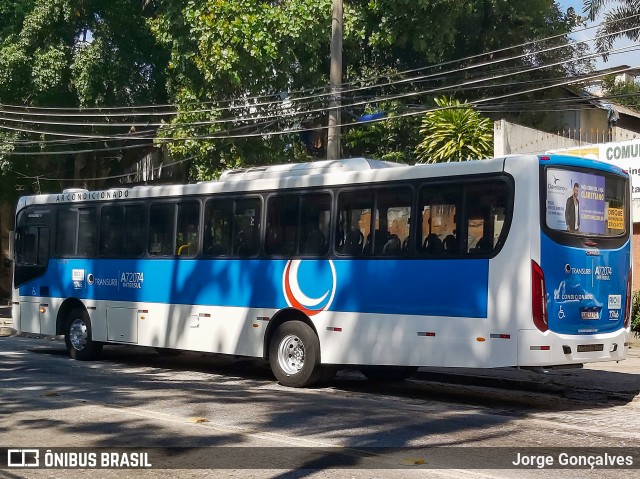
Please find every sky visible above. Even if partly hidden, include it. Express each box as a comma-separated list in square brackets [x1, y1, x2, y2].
[556, 0, 639, 69]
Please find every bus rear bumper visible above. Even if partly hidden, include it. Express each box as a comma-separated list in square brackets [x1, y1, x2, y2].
[517, 329, 628, 366]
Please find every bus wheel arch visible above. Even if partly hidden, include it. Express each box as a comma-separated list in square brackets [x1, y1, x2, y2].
[265, 308, 328, 387]
[263, 308, 318, 360]
[56, 298, 86, 335]
[59, 302, 102, 361]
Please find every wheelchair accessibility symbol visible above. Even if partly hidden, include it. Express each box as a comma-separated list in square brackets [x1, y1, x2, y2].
[558, 306, 565, 319]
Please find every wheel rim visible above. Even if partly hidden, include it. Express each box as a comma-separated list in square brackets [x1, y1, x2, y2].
[69, 318, 88, 351]
[277, 334, 305, 375]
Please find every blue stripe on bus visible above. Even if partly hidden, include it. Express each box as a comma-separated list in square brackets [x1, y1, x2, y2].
[541, 235, 630, 334]
[541, 155, 627, 176]
[20, 258, 489, 318]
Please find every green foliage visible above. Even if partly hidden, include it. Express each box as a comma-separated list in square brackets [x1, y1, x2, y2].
[601, 75, 640, 112]
[416, 97, 493, 163]
[342, 103, 420, 164]
[150, 0, 333, 178]
[0, 0, 170, 195]
[631, 290, 640, 333]
[0, 0, 589, 184]
[584, 1, 640, 58]
[152, 0, 583, 178]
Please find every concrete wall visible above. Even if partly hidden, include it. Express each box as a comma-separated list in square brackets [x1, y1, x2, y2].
[494, 120, 639, 156]
[494, 120, 582, 156]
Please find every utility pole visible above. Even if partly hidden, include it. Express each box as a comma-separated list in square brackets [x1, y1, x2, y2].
[327, 0, 343, 161]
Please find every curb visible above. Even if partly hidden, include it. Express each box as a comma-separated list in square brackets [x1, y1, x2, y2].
[0, 326, 17, 337]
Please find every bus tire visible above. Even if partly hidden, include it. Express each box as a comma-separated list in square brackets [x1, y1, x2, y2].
[269, 321, 322, 388]
[360, 365, 418, 382]
[64, 308, 103, 361]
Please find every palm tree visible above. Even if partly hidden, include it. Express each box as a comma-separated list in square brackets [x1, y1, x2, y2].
[584, 1, 640, 57]
[416, 96, 493, 163]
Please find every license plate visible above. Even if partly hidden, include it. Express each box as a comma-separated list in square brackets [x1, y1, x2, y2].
[577, 344, 604, 353]
[581, 311, 600, 320]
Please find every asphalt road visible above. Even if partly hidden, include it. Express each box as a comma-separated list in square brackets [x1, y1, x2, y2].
[1, 332, 640, 478]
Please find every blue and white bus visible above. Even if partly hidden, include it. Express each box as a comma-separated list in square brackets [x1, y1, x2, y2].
[11, 154, 632, 387]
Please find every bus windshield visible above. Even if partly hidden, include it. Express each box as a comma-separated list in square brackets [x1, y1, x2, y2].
[545, 167, 628, 237]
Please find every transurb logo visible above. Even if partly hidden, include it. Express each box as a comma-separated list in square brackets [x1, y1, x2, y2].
[282, 260, 337, 316]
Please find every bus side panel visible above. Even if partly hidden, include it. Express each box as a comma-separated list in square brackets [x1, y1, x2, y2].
[19, 300, 40, 334]
[133, 303, 266, 357]
[483, 156, 539, 367]
[318, 311, 494, 367]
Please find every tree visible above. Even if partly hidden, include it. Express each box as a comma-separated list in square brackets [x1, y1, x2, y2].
[0, 1, 591, 184]
[152, 0, 586, 177]
[150, 0, 333, 178]
[0, 0, 170, 198]
[601, 75, 640, 111]
[416, 96, 493, 163]
[584, 1, 640, 57]
[342, 102, 421, 164]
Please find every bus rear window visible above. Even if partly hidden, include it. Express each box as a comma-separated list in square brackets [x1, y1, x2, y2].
[545, 168, 627, 236]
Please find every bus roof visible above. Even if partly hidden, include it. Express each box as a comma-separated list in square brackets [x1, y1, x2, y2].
[217, 157, 403, 181]
[17, 155, 547, 210]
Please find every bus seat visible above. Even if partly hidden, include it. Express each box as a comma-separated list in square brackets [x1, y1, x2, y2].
[236, 227, 259, 256]
[443, 234, 457, 253]
[366, 230, 387, 255]
[303, 229, 325, 255]
[422, 233, 443, 254]
[382, 234, 401, 255]
[344, 228, 364, 255]
[474, 235, 493, 254]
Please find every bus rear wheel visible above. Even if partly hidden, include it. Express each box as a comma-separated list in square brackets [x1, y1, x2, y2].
[64, 309, 103, 361]
[269, 321, 324, 388]
[360, 366, 418, 382]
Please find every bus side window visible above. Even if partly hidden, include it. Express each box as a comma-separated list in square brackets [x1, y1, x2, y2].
[204, 199, 233, 256]
[266, 195, 299, 256]
[77, 208, 97, 257]
[123, 205, 145, 256]
[56, 208, 77, 257]
[149, 203, 176, 257]
[300, 194, 330, 256]
[234, 198, 261, 257]
[16, 228, 37, 265]
[374, 188, 412, 257]
[336, 190, 373, 256]
[465, 182, 508, 255]
[100, 206, 124, 257]
[176, 202, 200, 257]
[13, 220, 50, 287]
[418, 185, 461, 257]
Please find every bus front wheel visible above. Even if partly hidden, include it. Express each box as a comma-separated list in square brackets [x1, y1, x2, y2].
[64, 309, 103, 361]
[269, 321, 323, 388]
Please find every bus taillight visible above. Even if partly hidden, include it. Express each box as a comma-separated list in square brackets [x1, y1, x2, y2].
[624, 270, 632, 329]
[532, 260, 548, 332]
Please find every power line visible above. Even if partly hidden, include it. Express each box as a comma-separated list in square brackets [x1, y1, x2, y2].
[3, 43, 637, 151]
[6, 65, 633, 161]
[10, 155, 196, 182]
[1, 14, 638, 120]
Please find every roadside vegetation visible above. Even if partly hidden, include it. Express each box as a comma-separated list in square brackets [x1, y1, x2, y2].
[0, 0, 591, 194]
